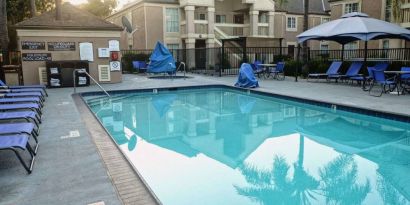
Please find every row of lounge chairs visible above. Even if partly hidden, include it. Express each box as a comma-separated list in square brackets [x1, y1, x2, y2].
[307, 61, 410, 96]
[0, 80, 47, 174]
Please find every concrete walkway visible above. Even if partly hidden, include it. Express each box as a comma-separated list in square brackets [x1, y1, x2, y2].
[0, 73, 409, 205]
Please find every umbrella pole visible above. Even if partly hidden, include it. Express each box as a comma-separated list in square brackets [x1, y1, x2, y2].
[341, 44, 345, 61]
[296, 44, 301, 82]
[364, 41, 368, 66]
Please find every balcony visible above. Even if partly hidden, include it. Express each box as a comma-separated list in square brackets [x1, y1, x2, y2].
[402, 8, 410, 28]
[214, 23, 250, 37]
[257, 23, 269, 36]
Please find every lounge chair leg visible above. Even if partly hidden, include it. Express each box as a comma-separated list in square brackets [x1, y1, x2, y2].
[11, 148, 34, 174]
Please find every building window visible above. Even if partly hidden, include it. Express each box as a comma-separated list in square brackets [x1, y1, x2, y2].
[259, 12, 268, 23]
[320, 42, 329, 53]
[197, 13, 206, 20]
[344, 3, 359, 14]
[167, 44, 179, 50]
[287, 16, 297, 31]
[345, 42, 359, 50]
[321, 17, 331, 24]
[166, 8, 179, 32]
[216, 15, 226, 23]
[382, 40, 390, 49]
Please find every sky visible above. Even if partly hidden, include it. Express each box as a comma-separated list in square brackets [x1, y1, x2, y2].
[64, 0, 133, 10]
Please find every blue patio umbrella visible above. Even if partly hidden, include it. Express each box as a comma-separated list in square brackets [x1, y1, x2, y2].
[297, 12, 410, 62]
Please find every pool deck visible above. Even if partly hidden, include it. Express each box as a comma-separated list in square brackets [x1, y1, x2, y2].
[0, 73, 409, 205]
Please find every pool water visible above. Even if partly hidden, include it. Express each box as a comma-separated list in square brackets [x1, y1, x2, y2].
[85, 87, 410, 205]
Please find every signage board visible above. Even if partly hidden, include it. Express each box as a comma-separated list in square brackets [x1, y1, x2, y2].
[48, 42, 76, 51]
[21, 41, 45, 50]
[22, 53, 52, 61]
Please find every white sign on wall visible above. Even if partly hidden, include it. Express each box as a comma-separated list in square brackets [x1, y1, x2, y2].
[79, 42, 94, 62]
[98, 48, 110, 58]
[108, 40, 120, 51]
[110, 61, 121, 71]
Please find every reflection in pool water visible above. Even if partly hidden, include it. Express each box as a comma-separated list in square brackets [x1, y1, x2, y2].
[85, 88, 410, 205]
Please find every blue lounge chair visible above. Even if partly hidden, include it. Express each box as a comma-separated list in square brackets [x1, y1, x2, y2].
[369, 69, 396, 97]
[0, 88, 46, 98]
[1, 92, 45, 102]
[0, 134, 36, 174]
[0, 97, 43, 107]
[350, 63, 389, 90]
[308, 61, 343, 81]
[0, 111, 41, 128]
[0, 79, 47, 95]
[0, 103, 42, 116]
[328, 62, 363, 82]
[267, 62, 285, 80]
[0, 123, 39, 145]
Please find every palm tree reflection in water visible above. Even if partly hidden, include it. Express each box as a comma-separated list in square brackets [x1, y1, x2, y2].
[236, 152, 371, 205]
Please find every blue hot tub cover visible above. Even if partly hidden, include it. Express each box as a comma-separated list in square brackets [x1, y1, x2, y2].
[235, 63, 259, 88]
[147, 42, 176, 74]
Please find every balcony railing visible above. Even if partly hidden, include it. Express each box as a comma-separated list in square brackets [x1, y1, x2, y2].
[402, 8, 410, 27]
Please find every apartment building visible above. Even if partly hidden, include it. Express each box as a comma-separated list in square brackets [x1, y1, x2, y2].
[106, 0, 330, 51]
[328, 0, 410, 49]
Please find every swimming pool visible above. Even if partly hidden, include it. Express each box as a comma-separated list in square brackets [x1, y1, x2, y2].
[83, 86, 410, 205]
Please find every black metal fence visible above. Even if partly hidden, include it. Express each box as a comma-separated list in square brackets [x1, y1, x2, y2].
[121, 47, 410, 76]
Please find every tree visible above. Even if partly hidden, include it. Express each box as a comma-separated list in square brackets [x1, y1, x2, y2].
[391, 0, 405, 23]
[80, 0, 117, 18]
[0, 0, 9, 50]
[301, 0, 309, 73]
[30, 0, 36, 17]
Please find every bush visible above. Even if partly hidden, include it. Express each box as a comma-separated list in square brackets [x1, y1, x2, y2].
[284, 60, 303, 77]
[121, 53, 150, 73]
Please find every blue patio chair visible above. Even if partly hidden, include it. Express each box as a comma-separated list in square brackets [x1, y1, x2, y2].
[401, 67, 410, 84]
[0, 80, 47, 96]
[0, 88, 46, 98]
[1, 92, 45, 102]
[350, 63, 389, 90]
[0, 111, 41, 128]
[251, 60, 265, 78]
[267, 62, 285, 80]
[0, 103, 42, 116]
[132, 61, 148, 73]
[0, 97, 43, 108]
[0, 123, 39, 145]
[328, 62, 363, 82]
[307, 61, 342, 81]
[0, 134, 36, 174]
[368, 69, 396, 97]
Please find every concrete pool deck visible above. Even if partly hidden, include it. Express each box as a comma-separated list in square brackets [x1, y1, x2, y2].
[0, 73, 409, 205]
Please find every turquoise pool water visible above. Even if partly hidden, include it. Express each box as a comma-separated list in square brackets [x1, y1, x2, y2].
[85, 87, 410, 205]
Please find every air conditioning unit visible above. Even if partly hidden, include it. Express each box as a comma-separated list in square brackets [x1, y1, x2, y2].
[98, 65, 111, 82]
[38, 67, 48, 85]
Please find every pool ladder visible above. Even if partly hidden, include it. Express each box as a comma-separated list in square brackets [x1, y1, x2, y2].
[73, 69, 111, 97]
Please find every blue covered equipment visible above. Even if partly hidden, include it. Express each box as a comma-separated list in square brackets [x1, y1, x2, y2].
[235, 63, 259, 88]
[147, 42, 176, 74]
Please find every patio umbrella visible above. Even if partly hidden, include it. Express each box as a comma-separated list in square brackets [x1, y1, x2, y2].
[297, 12, 410, 62]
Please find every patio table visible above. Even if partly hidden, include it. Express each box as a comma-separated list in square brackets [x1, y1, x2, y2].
[258, 64, 277, 79]
[384, 71, 410, 95]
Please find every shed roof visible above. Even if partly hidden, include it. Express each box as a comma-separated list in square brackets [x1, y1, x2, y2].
[15, 3, 123, 31]
[276, 0, 330, 15]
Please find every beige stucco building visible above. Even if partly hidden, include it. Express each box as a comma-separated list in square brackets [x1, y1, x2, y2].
[15, 3, 123, 85]
[106, 0, 331, 51]
[328, 0, 410, 49]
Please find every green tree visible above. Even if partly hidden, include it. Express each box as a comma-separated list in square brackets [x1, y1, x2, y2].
[0, 0, 8, 50]
[80, 0, 117, 18]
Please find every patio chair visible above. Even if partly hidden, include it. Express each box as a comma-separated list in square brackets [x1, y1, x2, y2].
[0, 111, 41, 128]
[251, 60, 265, 78]
[0, 80, 47, 96]
[0, 134, 36, 174]
[0, 123, 39, 145]
[368, 69, 396, 97]
[0, 97, 43, 108]
[1, 92, 45, 102]
[328, 62, 363, 83]
[132, 61, 148, 73]
[401, 67, 410, 85]
[0, 88, 47, 98]
[350, 63, 389, 90]
[0, 103, 42, 116]
[267, 62, 285, 80]
[307, 61, 342, 81]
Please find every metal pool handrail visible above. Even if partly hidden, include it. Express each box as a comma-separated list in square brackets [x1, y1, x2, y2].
[73, 69, 111, 97]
